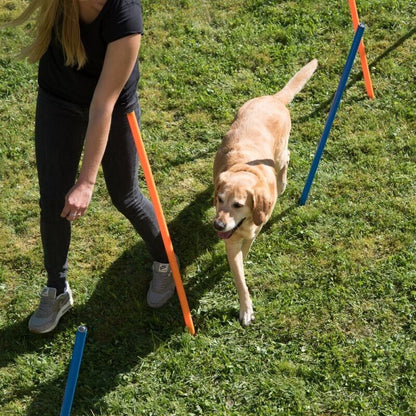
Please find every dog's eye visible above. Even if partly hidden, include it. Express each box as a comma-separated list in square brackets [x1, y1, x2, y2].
[218, 196, 224, 203]
[233, 202, 244, 208]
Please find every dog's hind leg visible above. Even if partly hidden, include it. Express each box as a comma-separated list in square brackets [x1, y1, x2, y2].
[276, 149, 290, 196]
[226, 241, 255, 326]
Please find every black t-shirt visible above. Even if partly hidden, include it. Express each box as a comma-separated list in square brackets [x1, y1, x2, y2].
[38, 0, 143, 111]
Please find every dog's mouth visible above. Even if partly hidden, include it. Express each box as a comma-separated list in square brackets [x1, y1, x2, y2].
[217, 218, 246, 240]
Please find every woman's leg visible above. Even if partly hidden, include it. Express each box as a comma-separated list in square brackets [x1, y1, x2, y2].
[102, 105, 175, 307]
[102, 105, 168, 263]
[35, 89, 87, 294]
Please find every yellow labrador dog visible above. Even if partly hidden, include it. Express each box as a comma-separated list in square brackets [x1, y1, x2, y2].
[213, 59, 318, 326]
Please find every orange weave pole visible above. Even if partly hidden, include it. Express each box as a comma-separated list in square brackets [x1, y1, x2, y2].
[126, 111, 195, 335]
[348, 0, 375, 99]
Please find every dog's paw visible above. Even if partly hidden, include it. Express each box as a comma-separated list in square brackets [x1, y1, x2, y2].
[239, 305, 255, 327]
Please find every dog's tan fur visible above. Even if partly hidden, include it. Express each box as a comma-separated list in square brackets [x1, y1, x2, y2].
[213, 59, 318, 326]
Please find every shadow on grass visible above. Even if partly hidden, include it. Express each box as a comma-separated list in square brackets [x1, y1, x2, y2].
[1, 182, 303, 414]
[1, 185, 230, 415]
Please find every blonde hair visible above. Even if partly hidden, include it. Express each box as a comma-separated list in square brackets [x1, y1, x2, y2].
[9, 0, 87, 69]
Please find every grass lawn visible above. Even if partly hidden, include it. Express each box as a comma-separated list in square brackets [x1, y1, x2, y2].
[1, 0, 415, 414]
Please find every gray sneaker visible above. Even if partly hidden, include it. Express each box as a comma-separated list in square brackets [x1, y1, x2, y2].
[147, 260, 176, 308]
[28, 285, 73, 334]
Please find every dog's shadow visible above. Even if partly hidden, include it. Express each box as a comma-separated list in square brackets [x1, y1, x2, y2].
[168, 185, 232, 299]
[1, 185, 231, 415]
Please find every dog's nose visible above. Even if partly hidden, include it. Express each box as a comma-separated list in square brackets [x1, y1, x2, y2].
[213, 219, 226, 231]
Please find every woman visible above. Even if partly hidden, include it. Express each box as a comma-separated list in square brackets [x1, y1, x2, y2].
[10, 0, 176, 333]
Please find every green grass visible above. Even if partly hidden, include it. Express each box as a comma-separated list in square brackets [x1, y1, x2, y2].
[1, 0, 415, 414]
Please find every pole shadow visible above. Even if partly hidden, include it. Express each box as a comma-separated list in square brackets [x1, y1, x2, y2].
[297, 26, 416, 124]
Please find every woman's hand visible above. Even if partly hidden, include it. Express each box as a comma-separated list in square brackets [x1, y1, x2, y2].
[60, 180, 94, 221]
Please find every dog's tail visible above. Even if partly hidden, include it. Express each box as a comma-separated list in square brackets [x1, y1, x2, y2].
[274, 59, 318, 105]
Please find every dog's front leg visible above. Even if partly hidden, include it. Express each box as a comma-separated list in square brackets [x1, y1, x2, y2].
[225, 240, 254, 326]
[242, 237, 255, 261]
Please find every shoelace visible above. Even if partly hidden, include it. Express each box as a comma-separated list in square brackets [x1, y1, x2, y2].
[36, 294, 55, 316]
[152, 272, 173, 291]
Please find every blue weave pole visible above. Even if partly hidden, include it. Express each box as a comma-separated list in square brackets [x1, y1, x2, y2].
[60, 326, 88, 416]
[299, 23, 365, 206]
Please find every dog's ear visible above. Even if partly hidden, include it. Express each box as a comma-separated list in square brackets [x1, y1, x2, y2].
[252, 185, 273, 226]
[213, 182, 218, 207]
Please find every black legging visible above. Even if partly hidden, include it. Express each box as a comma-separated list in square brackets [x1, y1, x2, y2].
[35, 88, 167, 293]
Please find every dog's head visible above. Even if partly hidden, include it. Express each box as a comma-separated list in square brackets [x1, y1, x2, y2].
[213, 164, 273, 239]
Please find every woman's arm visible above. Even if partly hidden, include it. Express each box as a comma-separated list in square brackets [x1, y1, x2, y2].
[60, 34, 141, 221]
